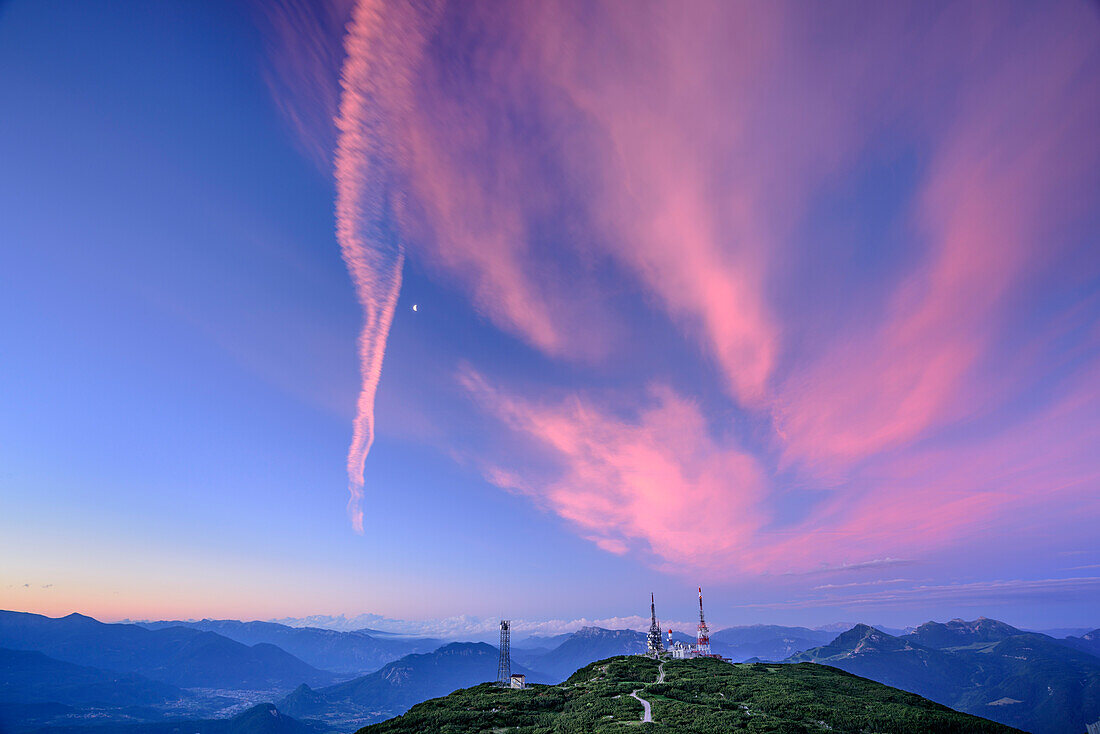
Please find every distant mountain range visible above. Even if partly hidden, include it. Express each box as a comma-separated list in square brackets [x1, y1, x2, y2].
[137, 619, 441, 675]
[1027, 626, 1095, 638]
[786, 618, 1100, 734]
[3, 609, 1099, 734]
[279, 642, 547, 729]
[1060, 627, 1100, 658]
[510, 622, 837, 669]
[517, 626, 645, 681]
[0, 611, 336, 690]
[509, 631, 572, 650]
[708, 624, 834, 661]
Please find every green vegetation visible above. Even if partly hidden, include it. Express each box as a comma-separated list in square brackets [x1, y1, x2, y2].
[357, 655, 1022, 733]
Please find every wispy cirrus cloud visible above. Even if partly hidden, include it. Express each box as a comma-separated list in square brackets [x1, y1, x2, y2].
[796, 559, 915, 576]
[333, 0, 443, 531]
[813, 579, 918, 592]
[250, 0, 354, 171]
[261, 0, 1100, 584]
[746, 577, 1100, 611]
[446, 1, 1100, 576]
[774, 4, 1100, 472]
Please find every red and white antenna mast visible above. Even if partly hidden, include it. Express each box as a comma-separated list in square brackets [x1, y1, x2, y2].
[695, 586, 711, 656]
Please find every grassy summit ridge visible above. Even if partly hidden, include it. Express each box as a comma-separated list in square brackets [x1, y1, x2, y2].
[358, 655, 1022, 733]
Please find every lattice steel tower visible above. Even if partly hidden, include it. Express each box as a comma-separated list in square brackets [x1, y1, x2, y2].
[695, 587, 711, 656]
[496, 620, 511, 685]
[646, 592, 664, 655]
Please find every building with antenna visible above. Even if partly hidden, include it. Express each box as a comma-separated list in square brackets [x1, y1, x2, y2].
[669, 627, 691, 658]
[646, 592, 664, 656]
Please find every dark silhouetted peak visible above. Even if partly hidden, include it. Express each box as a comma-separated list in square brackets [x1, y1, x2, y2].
[233, 702, 280, 721]
[229, 702, 315, 733]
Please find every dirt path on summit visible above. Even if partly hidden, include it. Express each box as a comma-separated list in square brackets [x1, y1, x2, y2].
[630, 661, 664, 724]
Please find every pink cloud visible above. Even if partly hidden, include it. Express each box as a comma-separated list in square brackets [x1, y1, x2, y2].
[442, 2, 1099, 575]
[516, 1, 825, 402]
[388, 6, 624, 361]
[390, 1, 903, 399]
[756, 358, 1100, 576]
[745, 576, 1100, 610]
[334, 0, 443, 531]
[262, 0, 1100, 573]
[351, 2, 866, 375]
[775, 3, 1100, 472]
[251, 0, 355, 171]
[461, 342, 1100, 576]
[461, 369, 768, 571]
[399, 119, 575, 356]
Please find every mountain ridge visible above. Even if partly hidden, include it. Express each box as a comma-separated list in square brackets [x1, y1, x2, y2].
[0, 610, 336, 690]
[137, 618, 441, 674]
[0, 647, 182, 707]
[786, 618, 1100, 734]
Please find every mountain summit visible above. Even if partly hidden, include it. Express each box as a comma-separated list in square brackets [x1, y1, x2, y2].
[360, 655, 1019, 733]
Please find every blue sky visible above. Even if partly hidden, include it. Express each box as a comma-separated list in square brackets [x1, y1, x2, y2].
[0, 0, 655, 626]
[1, 0, 1099, 633]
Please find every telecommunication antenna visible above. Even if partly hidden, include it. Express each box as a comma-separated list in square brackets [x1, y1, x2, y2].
[647, 592, 664, 655]
[695, 587, 711, 656]
[496, 620, 511, 685]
